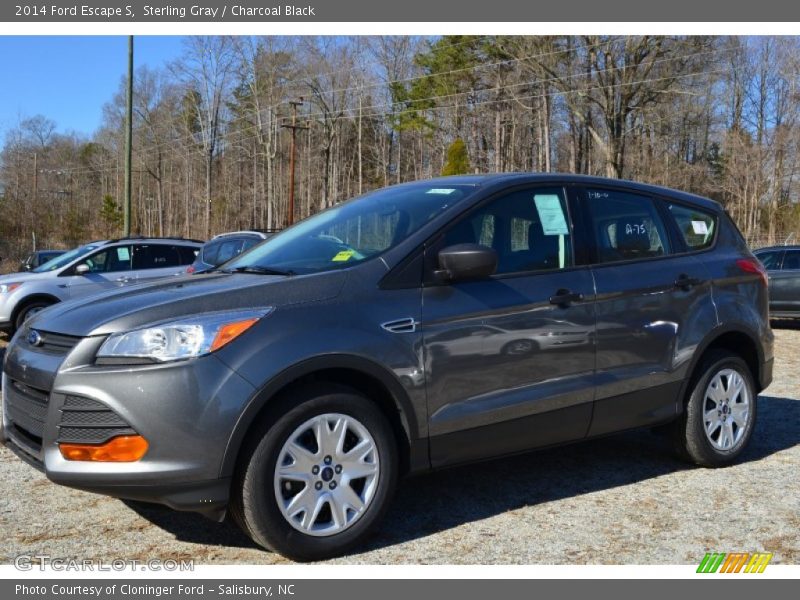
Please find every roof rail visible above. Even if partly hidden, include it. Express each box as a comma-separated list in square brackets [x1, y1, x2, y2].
[105, 235, 205, 244]
[210, 229, 280, 240]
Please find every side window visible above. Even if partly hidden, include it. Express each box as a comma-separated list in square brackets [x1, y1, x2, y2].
[216, 239, 245, 265]
[586, 188, 670, 263]
[83, 246, 132, 273]
[240, 237, 262, 253]
[442, 187, 572, 275]
[756, 251, 782, 270]
[667, 203, 717, 251]
[133, 244, 180, 270]
[782, 250, 800, 270]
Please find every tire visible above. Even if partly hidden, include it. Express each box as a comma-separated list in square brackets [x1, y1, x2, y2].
[501, 339, 537, 355]
[231, 384, 398, 561]
[13, 300, 55, 334]
[672, 350, 757, 467]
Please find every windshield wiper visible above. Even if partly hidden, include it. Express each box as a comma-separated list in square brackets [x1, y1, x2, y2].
[225, 265, 295, 277]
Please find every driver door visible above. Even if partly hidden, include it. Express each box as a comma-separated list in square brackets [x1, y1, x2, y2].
[62, 245, 134, 300]
[423, 185, 596, 467]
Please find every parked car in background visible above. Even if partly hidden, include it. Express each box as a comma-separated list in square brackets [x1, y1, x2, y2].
[187, 230, 276, 273]
[754, 245, 800, 318]
[0, 236, 201, 334]
[18, 250, 66, 272]
[1, 175, 772, 561]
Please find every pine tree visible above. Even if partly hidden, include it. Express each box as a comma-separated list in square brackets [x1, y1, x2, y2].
[442, 138, 471, 175]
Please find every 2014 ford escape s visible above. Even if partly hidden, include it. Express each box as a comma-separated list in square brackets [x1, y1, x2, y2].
[1, 174, 773, 561]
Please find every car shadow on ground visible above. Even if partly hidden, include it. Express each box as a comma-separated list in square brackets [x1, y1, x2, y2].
[122, 394, 800, 557]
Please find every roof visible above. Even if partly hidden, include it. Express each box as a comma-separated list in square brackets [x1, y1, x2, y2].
[421, 172, 723, 212]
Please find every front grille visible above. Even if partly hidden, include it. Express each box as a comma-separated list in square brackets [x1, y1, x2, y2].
[4, 378, 50, 446]
[22, 328, 81, 355]
[57, 395, 137, 444]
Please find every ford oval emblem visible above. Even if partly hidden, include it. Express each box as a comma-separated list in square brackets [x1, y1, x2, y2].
[27, 330, 43, 347]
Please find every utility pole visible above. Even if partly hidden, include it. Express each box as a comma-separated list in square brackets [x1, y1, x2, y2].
[281, 98, 309, 227]
[32, 152, 38, 202]
[123, 35, 134, 237]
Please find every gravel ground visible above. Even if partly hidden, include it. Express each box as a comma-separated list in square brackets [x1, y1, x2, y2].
[0, 327, 798, 565]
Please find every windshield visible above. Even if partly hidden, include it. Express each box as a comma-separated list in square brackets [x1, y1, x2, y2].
[223, 183, 475, 275]
[33, 244, 101, 272]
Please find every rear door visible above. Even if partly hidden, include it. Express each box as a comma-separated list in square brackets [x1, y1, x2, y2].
[423, 184, 596, 467]
[769, 249, 800, 314]
[580, 186, 716, 436]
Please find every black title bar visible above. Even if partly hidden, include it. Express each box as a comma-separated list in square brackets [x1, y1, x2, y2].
[3, 0, 800, 22]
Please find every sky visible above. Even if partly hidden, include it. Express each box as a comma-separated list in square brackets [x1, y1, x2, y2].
[0, 36, 186, 139]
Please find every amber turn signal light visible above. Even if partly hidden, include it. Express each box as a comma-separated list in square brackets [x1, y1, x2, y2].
[59, 435, 149, 462]
[210, 317, 259, 352]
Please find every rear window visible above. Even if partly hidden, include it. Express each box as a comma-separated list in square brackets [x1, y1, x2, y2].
[201, 241, 222, 265]
[176, 245, 199, 265]
[756, 250, 783, 270]
[667, 203, 716, 251]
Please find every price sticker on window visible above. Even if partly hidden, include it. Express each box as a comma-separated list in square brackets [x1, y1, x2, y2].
[534, 194, 569, 235]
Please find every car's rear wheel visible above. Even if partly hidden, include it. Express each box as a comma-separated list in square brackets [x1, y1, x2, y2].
[673, 350, 757, 467]
[231, 386, 398, 561]
[13, 300, 55, 333]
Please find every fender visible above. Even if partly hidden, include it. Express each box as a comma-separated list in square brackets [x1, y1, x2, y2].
[673, 321, 766, 415]
[219, 353, 421, 478]
[11, 293, 62, 321]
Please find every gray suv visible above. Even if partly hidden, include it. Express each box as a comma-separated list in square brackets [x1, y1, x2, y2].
[1, 175, 773, 561]
[0, 237, 201, 334]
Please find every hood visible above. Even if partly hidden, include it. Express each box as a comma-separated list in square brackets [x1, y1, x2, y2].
[0, 270, 54, 283]
[28, 271, 347, 337]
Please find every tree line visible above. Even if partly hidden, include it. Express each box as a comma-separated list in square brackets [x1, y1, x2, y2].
[2, 35, 800, 266]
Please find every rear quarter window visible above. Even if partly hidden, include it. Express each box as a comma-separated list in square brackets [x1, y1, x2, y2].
[667, 203, 717, 251]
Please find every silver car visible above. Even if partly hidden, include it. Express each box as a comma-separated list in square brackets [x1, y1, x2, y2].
[0, 237, 202, 333]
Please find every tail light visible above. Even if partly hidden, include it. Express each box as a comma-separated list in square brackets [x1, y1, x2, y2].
[736, 257, 768, 287]
[186, 265, 196, 274]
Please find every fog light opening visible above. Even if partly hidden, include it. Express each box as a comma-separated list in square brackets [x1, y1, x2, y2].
[59, 435, 149, 462]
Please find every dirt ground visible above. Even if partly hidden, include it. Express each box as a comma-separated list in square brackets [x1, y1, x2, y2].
[0, 326, 798, 565]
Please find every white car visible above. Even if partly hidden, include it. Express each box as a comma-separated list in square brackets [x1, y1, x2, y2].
[0, 237, 202, 334]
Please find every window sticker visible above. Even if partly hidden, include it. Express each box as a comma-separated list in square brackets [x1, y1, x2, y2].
[691, 220, 709, 235]
[117, 247, 130, 261]
[332, 250, 355, 262]
[426, 188, 456, 195]
[534, 194, 569, 235]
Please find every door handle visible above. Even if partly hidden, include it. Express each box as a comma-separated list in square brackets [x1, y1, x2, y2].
[549, 288, 584, 307]
[674, 274, 702, 290]
[116, 276, 131, 283]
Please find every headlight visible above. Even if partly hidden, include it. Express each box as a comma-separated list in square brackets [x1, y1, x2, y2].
[0, 282, 22, 294]
[96, 308, 273, 363]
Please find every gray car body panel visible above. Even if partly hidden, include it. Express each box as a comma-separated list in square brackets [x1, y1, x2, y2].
[0, 174, 773, 519]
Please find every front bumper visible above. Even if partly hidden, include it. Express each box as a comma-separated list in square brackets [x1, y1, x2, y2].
[1, 331, 256, 518]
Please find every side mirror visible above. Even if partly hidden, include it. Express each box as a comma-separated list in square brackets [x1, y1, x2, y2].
[435, 244, 497, 283]
[74, 264, 90, 276]
[22, 264, 32, 272]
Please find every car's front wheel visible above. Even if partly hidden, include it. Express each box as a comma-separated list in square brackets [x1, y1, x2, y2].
[231, 386, 398, 561]
[13, 299, 55, 334]
[673, 350, 757, 467]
